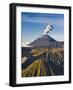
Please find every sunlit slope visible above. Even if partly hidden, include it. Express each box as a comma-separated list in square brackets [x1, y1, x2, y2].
[22, 60, 53, 77]
[22, 48, 64, 77]
[31, 48, 64, 65]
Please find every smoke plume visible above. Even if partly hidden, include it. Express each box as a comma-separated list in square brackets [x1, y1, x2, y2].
[43, 24, 53, 35]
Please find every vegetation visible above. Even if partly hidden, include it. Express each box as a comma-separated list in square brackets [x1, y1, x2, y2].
[21, 48, 64, 77]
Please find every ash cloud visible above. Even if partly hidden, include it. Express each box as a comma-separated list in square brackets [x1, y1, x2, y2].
[43, 24, 53, 35]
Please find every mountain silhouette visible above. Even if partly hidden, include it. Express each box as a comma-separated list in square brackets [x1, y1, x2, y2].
[29, 35, 63, 48]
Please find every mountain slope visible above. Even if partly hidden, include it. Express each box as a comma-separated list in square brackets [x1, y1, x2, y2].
[22, 59, 64, 77]
[29, 35, 63, 48]
[22, 48, 64, 77]
[22, 35, 64, 77]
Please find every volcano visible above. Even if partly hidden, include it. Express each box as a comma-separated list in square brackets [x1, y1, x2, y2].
[29, 35, 64, 48]
[22, 35, 64, 77]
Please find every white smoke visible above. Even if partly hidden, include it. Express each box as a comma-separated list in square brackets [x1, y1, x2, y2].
[43, 24, 53, 35]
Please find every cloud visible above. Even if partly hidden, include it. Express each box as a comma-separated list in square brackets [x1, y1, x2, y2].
[21, 42, 33, 47]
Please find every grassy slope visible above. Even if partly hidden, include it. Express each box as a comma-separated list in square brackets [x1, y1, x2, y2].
[22, 48, 64, 77]
[22, 60, 53, 77]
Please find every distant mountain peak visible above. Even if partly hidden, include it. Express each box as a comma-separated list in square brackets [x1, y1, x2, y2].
[29, 35, 63, 48]
[41, 34, 56, 42]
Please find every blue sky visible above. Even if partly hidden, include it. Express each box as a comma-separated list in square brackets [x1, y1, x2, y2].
[21, 12, 64, 43]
